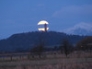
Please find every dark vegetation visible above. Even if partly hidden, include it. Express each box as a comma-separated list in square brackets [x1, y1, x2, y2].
[76, 36, 92, 51]
[60, 39, 73, 57]
[31, 41, 45, 58]
[0, 31, 89, 54]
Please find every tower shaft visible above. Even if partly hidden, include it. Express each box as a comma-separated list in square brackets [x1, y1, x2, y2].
[44, 23, 47, 32]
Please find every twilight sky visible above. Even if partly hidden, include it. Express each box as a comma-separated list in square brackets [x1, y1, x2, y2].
[0, 0, 92, 39]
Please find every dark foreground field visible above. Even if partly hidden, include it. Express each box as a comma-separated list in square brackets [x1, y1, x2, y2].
[0, 52, 92, 69]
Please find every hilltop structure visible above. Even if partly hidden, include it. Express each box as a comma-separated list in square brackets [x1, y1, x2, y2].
[38, 20, 49, 32]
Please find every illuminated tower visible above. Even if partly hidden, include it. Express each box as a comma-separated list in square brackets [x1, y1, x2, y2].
[38, 20, 49, 32]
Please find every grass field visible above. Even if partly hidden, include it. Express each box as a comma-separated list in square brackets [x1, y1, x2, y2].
[0, 51, 92, 69]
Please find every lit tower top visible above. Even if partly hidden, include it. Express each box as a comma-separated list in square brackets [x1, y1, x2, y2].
[37, 20, 49, 32]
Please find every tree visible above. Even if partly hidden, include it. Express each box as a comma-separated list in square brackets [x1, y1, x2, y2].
[63, 39, 69, 57]
[31, 42, 44, 58]
[76, 36, 92, 51]
[60, 39, 73, 57]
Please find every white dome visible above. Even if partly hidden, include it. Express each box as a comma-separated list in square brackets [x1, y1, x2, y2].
[38, 20, 49, 25]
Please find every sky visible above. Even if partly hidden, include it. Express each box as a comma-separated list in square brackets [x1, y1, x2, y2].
[0, 0, 92, 39]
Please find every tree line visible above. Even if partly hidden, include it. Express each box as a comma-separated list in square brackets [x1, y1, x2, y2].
[30, 36, 92, 58]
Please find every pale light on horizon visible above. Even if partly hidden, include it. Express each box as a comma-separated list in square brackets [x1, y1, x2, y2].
[38, 20, 49, 25]
[38, 27, 49, 31]
[38, 20, 49, 31]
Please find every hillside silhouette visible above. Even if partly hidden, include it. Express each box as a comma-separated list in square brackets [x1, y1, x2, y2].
[0, 31, 86, 52]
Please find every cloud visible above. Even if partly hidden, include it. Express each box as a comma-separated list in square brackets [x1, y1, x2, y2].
[53, 5, 92, 17]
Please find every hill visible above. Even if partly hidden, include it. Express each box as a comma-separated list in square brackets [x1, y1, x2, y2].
[64, 23, 92, 36]
[0, 31, 86, 52]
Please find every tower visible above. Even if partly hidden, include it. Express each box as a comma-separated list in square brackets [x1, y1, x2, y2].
[38, 20, 49, 32]
[44, 23, 47, 32]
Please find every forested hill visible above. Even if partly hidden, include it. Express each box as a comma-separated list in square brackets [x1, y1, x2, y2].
[0, 31, 86, 52]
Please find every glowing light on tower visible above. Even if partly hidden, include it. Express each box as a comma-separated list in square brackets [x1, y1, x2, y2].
[38, 20, 49, 32]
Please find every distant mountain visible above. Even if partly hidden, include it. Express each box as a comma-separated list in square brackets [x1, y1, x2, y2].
[64, 23, 92, 36]
[70, 27, 92, 36]
[0, 31, 86, 52]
